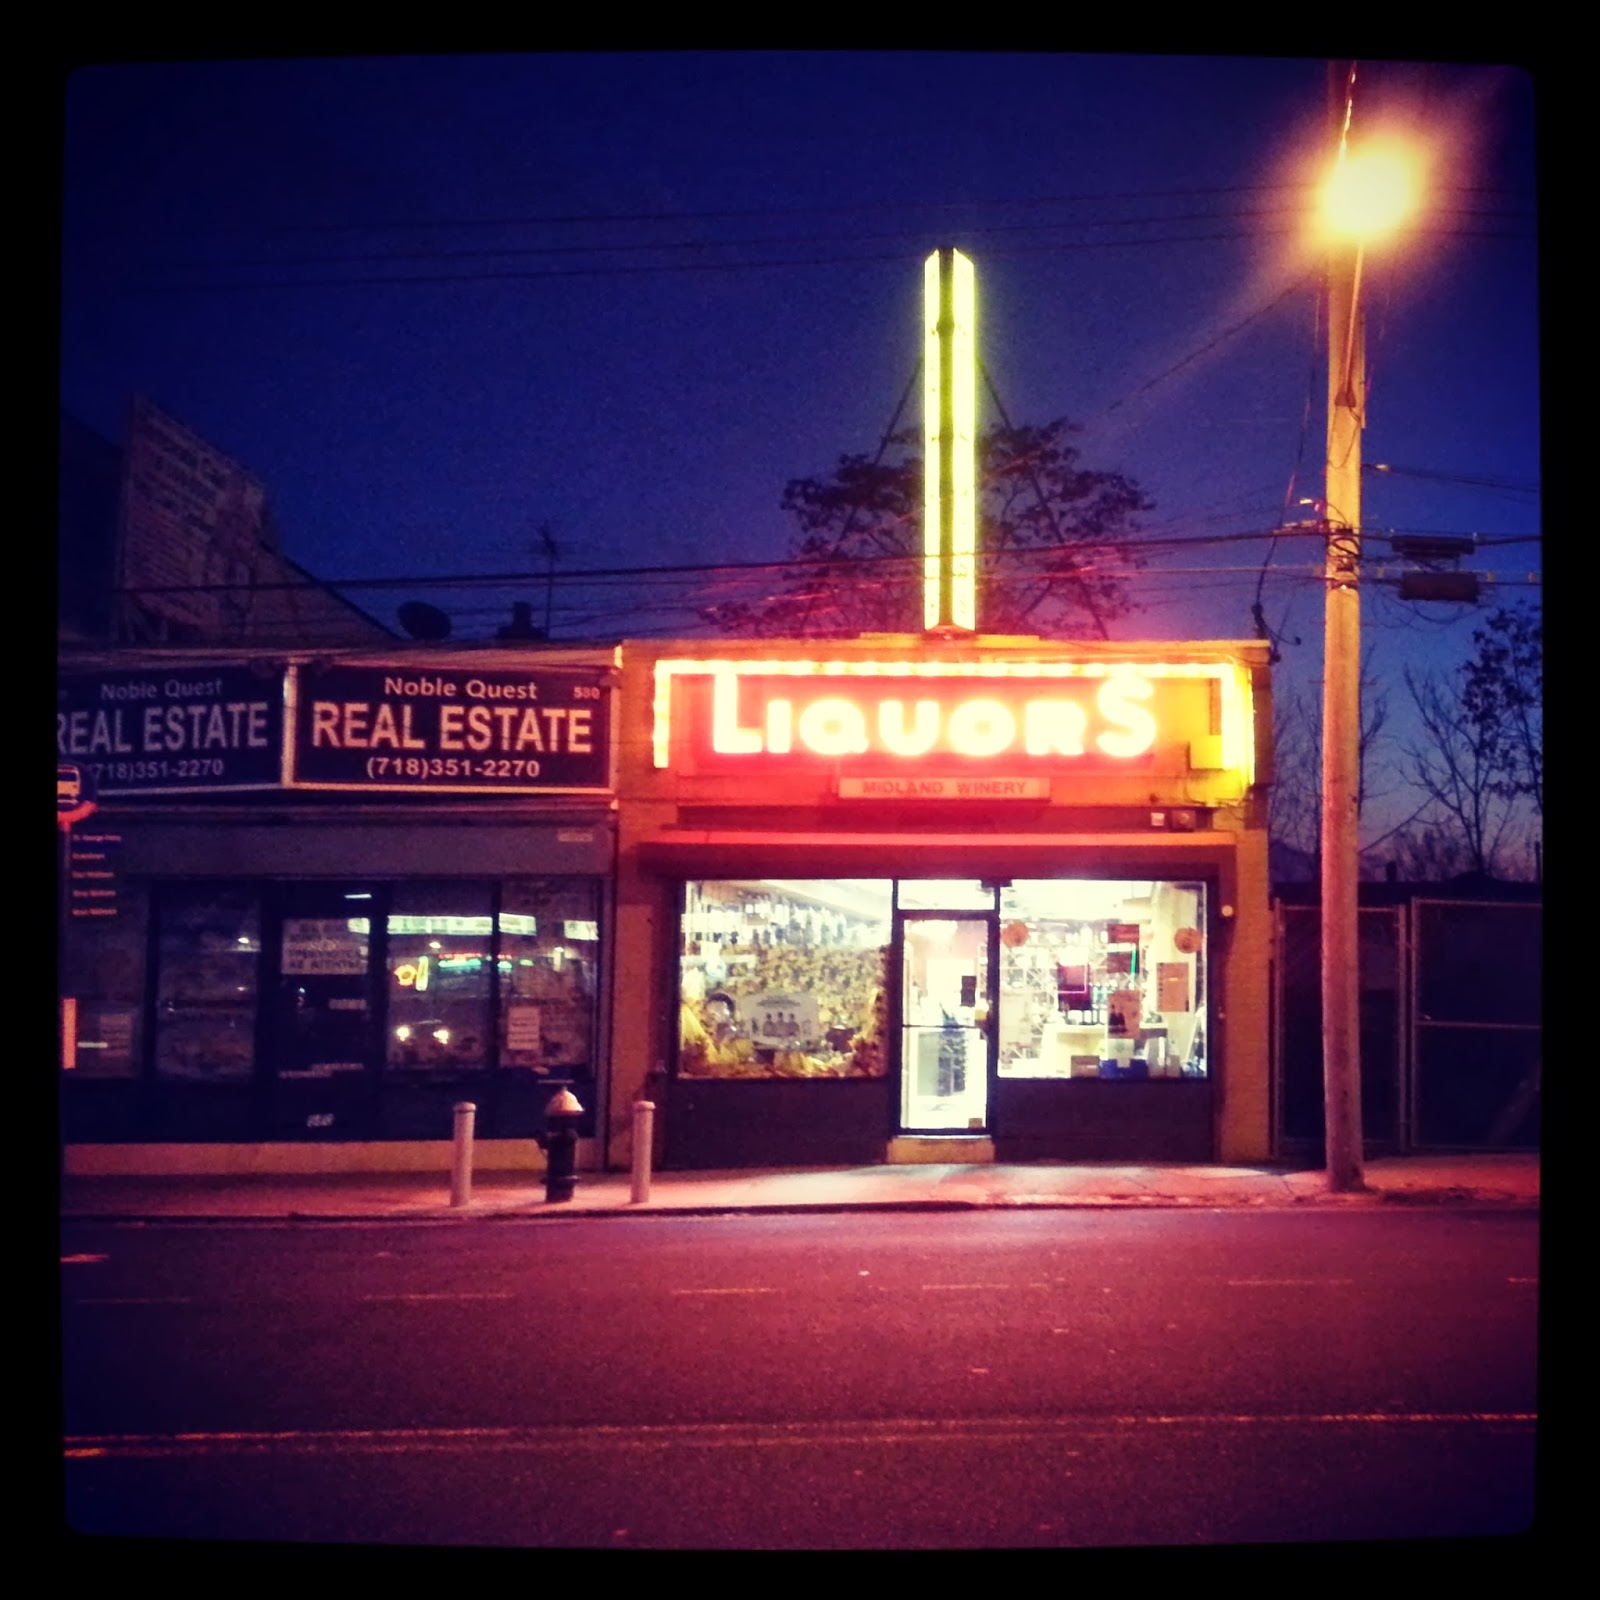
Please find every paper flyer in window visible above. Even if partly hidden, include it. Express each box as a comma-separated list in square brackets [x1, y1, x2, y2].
[506, 1004, 542, 1054]
[1158, 962, 1191, 1012]
[1106, 989, 1142, 1038]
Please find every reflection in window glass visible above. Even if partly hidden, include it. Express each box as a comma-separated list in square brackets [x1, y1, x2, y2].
[63, 885, 148, 1078]
[500, 878, 600, 1076]
[154, 886, 261, 1080]
[386, 882, 493, 1073]
[996, 879, 1207, 1080]
[679, 881, 892, 1078]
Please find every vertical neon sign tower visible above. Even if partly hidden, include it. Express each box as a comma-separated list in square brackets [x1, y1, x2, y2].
[923, 248, 977, 632]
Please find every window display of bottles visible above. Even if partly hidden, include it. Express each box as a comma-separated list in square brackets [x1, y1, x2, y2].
[679, 881, 892, 1078]
[995, 880, 1206, 1080]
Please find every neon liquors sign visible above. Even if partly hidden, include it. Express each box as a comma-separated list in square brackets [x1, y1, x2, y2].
[652, 658, 1252, 781]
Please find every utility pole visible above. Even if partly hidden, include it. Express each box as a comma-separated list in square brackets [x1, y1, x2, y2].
[1318, 58, 1416, 1194]
[1321, 222, 1366, 1193]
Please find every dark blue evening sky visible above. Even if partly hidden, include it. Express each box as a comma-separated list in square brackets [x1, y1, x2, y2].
[59, 52, 1541, 844]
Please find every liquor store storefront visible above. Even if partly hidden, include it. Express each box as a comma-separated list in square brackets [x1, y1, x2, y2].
[611, 637, 1274, 1170]
[58, 652, 617, 1163]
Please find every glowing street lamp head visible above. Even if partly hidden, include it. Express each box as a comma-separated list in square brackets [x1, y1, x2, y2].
[1321, 143, 1417, 240]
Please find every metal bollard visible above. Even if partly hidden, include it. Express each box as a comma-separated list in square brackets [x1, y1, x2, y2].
[630, 1100, 655, 1204]
[451, 1101, 476, 1208]
[543, 1088, 584, 1203]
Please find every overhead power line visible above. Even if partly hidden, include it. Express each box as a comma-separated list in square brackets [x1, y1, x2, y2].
[1367, 462, 1540, 494]
[146, 205, 1313, 272]
[108, 515, 1532, 606]
[126, 204, 1534, 296]
[142, 181, 1532, 241]
[141, 199, 1529, 278]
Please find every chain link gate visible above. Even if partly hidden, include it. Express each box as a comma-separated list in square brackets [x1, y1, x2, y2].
[1274, 895, 1541, 1154]
[1411, 899, 1541, 1150]
[1274, 903, 1405, 1156]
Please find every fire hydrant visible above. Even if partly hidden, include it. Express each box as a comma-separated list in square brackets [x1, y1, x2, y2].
[540, 1087, 584, 1203]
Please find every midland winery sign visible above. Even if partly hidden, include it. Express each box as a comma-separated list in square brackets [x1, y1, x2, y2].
[289, 664, 612, 793]
[651, 658, 1252, 780]
[57, 662, 614, 796]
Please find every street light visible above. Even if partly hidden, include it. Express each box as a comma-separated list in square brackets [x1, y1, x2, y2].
[1317, 82, 1417, 1193]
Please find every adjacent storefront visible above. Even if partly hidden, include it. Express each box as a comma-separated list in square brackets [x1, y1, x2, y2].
[58, 651, 618, 1158]
[610, 636, 1274, 1170]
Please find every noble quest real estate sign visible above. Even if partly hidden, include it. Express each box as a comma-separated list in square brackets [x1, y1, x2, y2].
[57, 663, 613, 795]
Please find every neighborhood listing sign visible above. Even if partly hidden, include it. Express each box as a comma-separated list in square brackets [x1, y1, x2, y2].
[58, 661, 614, 798]
[289, 663, 612, 794]
[57, 667, 287, 794]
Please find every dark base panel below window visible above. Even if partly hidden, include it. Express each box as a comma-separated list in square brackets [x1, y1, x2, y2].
[665, 1078, 893, 1171]
[990, 1079, 1215, 1162]
[374, 1078, 491, 1142]
[146, 1082, 265, 1142]
[61, 1074, 602, 1143]
[61, 1079, 152, 1143]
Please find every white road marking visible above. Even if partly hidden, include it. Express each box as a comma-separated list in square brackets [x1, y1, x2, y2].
[64, 1411, 1540, 1461]
[1227, 1279, 1356, 1287]
[78, 1297, 192, 1306]
[358, 1293, 514, 1302]
[78, 1292, 515, 1305]
[61, 1254, 108, 1265]
[671, 1287, 778, 1296]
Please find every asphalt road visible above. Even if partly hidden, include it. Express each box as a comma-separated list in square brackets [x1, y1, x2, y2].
[60, 1209, 1539, 1550]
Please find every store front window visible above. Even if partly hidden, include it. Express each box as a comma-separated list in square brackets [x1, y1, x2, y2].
[678, 880, 892, 1078]
[498, 877, 601, 1077]
[71, 875, 605, 1125]
[154, 885, 262, 1081]
[677, 876, 1208, 1095]
[62, 887, 147, 1078]
[895, 879, 997, 912]
[996, 880, 1207, 1079]
[385, 882, 494, 1074]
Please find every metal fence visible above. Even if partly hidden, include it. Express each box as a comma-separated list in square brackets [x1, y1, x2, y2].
[1273, 895, 1540, 1154]
[1410, 899, 1541, 1150]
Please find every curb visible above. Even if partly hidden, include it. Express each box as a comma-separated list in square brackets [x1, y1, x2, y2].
[61, 1191, 1538, 1225]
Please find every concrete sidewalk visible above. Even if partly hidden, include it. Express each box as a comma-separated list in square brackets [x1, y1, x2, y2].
[59, 1153, 1540, 1223]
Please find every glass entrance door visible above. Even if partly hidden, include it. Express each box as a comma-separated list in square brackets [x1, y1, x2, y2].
[898, 912, 993, 1131]
[270, 883, 381, 1138]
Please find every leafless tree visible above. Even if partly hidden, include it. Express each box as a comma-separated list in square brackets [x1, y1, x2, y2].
[1461, 605, 1542, 817]
[1382, 820, 1477, 882]
[1268, 684, 1322, 867]
[1267, 650, 1395, 870]
[1402, 666, 1522, 877]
